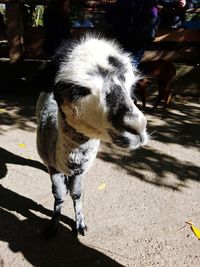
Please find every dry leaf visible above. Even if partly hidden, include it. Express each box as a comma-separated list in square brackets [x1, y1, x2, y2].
[186, 220, 200, 240]
[0, 108, 6, 113]
[19, 143, 26, 148]
[98, 182, 106, 191]
[191, 225, 200, 240]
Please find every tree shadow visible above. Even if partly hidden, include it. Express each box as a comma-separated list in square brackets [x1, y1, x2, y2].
[0, 185, 123, 267]
[143, 99, 200, 148]
[0, 92, 38, 133]
[98, 100, 200, 190]
[0, 147, 47, 179]
[139, 96, 200, 148]
[98, 145, 200, 190]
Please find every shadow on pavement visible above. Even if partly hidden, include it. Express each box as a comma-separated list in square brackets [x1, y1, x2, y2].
[98, 145, 200, 190]
[0, 185, 124, 267]
[0, 93, 38, 133]
[0, 147, 47, 179]
[146, 99, 200, 148]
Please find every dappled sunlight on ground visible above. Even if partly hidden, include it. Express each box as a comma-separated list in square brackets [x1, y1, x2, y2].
[0, 94, 38, 134]
[146, 99, 200, 148]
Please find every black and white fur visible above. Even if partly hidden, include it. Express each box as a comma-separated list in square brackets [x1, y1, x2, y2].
[36, 35, 148, 236]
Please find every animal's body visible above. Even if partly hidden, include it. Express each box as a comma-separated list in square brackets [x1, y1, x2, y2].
[136, 60, 176, 109]
[36, 35, 148, 236]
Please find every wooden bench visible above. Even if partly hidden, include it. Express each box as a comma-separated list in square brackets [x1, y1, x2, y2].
[143, 27, 200, 64]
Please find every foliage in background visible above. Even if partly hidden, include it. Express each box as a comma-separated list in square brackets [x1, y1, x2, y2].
[0, 4, 5, 15]
[33, 5, 45, 26]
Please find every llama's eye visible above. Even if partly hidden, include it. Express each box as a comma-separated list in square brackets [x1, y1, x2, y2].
[66, 85, 91, 102]
[54, 82, 91, 103]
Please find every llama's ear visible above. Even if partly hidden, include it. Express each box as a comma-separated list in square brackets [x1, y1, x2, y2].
[54, 81, 69, 93]
[54, 81, 91, 103]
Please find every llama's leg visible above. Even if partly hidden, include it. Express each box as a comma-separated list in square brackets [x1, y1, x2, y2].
[164, 90, 172, 108]
[163, 81, 173, 108]
[136, 79, 148, 108]
[152, 94, 162, 110]
[140, 79, 148, 108]
[69, 175, 86, 236]
[47, 166, 68, 235]
[152, 80, 166, 110]
[153, 79, 171, 110]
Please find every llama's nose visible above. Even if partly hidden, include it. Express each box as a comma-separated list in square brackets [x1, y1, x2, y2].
[124, 106, 147, 135]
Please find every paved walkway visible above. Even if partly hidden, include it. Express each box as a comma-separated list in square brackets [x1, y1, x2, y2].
[0, 93, 200, 267]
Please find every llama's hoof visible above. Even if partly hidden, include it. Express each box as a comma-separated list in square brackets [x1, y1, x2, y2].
[76, 225, 87, 236]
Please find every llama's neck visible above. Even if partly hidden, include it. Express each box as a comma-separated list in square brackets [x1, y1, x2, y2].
[57, 110, 91, 147]
[55, 110, 100, 175]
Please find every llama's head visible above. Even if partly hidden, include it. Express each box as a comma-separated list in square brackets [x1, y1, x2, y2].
[54, 36, 148, 150]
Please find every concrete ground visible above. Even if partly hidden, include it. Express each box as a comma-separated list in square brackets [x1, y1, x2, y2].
[0, 92, 200, 267]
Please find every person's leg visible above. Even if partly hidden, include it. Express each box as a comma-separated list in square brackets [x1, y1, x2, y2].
[131, 47, 146, 68]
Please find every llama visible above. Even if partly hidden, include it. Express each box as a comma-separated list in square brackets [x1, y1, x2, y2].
[36, 35, 148, 236]
[136, 60, 177, 109]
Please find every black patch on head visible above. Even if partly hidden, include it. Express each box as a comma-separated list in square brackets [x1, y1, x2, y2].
[93, 57, 126, 81]
[89, 66, 109, 79]
[118, 73, 126, 82]
[108, 56, 123, 69]
[54, 82, 91, 103]
[97, 66, 108, 78]
[106, 84, 129, 129]
[108, 56, 126, 82]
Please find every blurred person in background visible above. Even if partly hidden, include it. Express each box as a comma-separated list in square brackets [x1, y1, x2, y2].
[72, 9, 94, 28]
[107, 0, 187, 67]
[159, 0, 193, 28]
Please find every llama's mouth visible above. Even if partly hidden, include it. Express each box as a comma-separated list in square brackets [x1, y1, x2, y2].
[107, 129, 148, 149]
